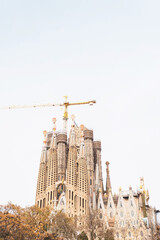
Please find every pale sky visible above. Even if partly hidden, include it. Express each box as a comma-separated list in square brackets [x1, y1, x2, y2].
[0, 0, 160, 217]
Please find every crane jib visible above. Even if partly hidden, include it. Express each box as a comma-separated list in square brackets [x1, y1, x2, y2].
[0, 98, 96, 131]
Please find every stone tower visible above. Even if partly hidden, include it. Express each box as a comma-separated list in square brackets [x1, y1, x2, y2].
[35, 117, 158, 240]
[106, 161, 111, 195]
[36, 117, 103, 213]
[66, 122, 77, 217]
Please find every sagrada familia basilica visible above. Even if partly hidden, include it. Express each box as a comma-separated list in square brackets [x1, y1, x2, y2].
[36, 109, 160, 239]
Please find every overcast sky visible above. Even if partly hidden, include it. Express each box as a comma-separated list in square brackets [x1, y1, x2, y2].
[0, 0, 160, 217]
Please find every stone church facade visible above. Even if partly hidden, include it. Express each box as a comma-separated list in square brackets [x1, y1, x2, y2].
[36, 117, 159, 239]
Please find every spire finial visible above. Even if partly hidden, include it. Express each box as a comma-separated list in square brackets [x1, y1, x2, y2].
[43, 130, 47, 146]
[52, 118, 56, 133]
[106, 161, 110, 166]
[51, 118, 57, 148]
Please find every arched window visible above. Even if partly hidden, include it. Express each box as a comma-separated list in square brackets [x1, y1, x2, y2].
[82, 198, 84, 208]
[72, 191, 73, 200]
[128, 232, 131, 237]
[116, 232, 119, 238]
[99, 213, 102, 219]
[50, 191, 52, 200]
[110, 212, 113, 218]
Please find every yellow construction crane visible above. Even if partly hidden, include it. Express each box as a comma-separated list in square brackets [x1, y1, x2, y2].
[0, 96, 96, 131]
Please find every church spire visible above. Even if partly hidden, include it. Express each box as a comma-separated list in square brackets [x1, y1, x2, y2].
[69, 114, 76, 146]
[79, 124, 85, 158]
[106, 161, 112, 195]
[51, 118, 57, 148]
[43, 130, 47, 147]
[40, 130, 47, 163]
